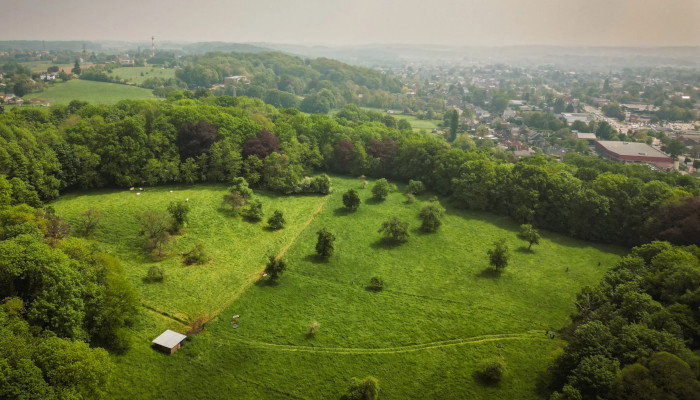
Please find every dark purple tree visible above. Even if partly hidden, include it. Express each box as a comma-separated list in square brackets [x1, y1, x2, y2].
[242, 130, 280, 159]
[178, 121, 218, 161]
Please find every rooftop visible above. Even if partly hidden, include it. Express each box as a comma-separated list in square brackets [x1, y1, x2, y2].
[576, 132, 597, 140]
[152, 329, 187, 349]
[596, 141, 670, 159]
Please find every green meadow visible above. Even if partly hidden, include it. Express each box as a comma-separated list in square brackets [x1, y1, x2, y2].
[23, 79, 156, 104]
[50, 176, 623, 399]
[108, 66, 175, 85]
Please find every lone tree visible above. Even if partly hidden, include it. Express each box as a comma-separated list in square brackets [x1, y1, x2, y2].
[135, 211, 173, 256]
[264, 255, 286, 281]
[341, 376, 379, 400]
[407, 179, 425, 195]
[71, 59, 81, 75]
[518, 224, 541, 250]
[378, 217, 409, 243]
[372, 178, 390, 201]
[343, 189, 361, 211]
[315, 228, 336, 259]
[419, 199, 445, 232]
[79, 208, 103, 237]
[487, 238, 510, 273]
[167, 200, 190, 233]
[267, 210, 286, 230]
[223, 177, 253, 212]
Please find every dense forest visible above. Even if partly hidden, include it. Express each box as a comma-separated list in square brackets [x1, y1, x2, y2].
[0, 95, 699, 398]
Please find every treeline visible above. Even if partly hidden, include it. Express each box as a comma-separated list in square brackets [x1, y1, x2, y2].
[0, 191, 139, 398]
[174, 51, 404, 112]
[549, 241, 700, 399]
[0, 98, 698, 248]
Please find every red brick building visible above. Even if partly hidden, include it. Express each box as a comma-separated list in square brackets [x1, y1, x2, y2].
[594, 140, 673, 171]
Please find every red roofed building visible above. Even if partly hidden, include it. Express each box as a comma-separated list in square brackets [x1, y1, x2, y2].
[594, 140, 673, 171]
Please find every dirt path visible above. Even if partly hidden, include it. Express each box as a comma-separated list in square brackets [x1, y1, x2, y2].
[221, 330, 547, 355]
[209, 194, 331, 317]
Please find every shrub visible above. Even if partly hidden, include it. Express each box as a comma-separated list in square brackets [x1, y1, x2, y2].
[308, 321, 320, 337]
[407, 179, 426, 195]
[419, 199, 446, 232]
[405, 193, 416, 204]
[378, 217, 409, 243]
[366, 277, 384, 292]
[264, 255, 286, 281]
[316, 228, 336, 259]
[372, 178, 390, 200]
[267, 210, 286, 230]
[241, 199, 263, 221]
[146, 266, 166, 282]
[475, 358, 505, 385]
[343, 189, 361, 211]
[341, 376, 379, 400]
[167, 200, 190, 233]
[182, 243, 208, 265]
[311, 174, 332, 194]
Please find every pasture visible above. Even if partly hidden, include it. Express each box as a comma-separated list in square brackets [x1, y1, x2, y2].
[108, 66, 175, 85]
[23, 79, 156, 104]
[50, 176, 623, 399]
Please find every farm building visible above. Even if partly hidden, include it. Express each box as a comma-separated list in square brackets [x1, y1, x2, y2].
[152, 330, 187, 354]
[594, 140, 673, 170]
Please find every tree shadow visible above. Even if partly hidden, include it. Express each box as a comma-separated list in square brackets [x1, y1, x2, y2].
[333, 207, 354, 216]
[254, 277, 279, 287]
[217, 205, 238, 218]
[365, 197, 385, 205]
[516, 246, 534, 254]
[263, 226, 283, 232]
[303, 254, 329, 264]
[476, 267, 502, 279]
[370, 237, 404, 249]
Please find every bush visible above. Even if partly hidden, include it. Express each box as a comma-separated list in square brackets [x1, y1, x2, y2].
[341, 376, 380, 400]
[372, 178, 390, 200]
[419, 199, 445, 232]
[378, 217, 409, 243]
[316, 228, 336, 259]
[182, 243, 208, 265]
[366, 277, 384, 292]
[405, 193, 415, 204]
[308, 321, 320, 337]
[343, 189, 361, 211]
[264, 255, 286, 281]
[167, 200, 190, 233]
[241, 199, 263, 221]
[146, 266, 166, 282]
[267, 210, 286, 230]
[475, 358, 505, 385]
[311, 174, 332, 194]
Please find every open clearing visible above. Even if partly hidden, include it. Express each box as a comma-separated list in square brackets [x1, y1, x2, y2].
[108, 66, 175, 85]
[23, 79, 155, 104]
[51, 176, 622, 399]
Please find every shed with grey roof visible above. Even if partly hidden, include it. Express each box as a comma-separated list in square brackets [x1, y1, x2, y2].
[152, 330, 187, 354]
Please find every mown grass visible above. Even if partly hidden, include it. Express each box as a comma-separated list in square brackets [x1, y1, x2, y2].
[108, 66, 175, 85]
[23, 79, 155, 104]
[52, 176, 623, 399]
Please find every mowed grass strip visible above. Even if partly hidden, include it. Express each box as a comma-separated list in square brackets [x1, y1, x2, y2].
[24, 79, 156, 104]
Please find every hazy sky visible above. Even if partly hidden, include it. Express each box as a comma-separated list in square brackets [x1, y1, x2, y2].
[1, 0, 699, 46]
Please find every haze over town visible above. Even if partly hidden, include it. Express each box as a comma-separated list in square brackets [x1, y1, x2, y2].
[2, 0, 699, 46]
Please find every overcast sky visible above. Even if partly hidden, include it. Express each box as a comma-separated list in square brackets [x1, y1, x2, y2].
[1, 0, 698, 47]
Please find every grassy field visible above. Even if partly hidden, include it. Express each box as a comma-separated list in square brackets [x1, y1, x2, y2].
[23, 79, 156, 104]
[50, 176, 623, 399]
[108, 66, 175, 85]
[20, 60, 73, 72]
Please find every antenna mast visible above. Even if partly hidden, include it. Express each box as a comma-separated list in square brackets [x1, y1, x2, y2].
[151, 36, 155, 58]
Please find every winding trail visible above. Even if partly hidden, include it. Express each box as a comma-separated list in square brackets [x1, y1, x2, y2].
[220, 330, 547, 355]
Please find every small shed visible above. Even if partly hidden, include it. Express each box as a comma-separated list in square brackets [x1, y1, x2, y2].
[152, 330, 187, 354]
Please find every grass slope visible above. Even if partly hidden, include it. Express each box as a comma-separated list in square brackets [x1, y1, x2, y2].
[23, 79, 155, 104]
[51, 176, 623, 399]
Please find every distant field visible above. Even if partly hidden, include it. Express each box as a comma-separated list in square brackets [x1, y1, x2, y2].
[23, 79, 156, 104]
[397, 114, 443, 131]
[51, 176, 623, 399]
[108, 66, 175, 85]
[20, 60, 72, 72]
